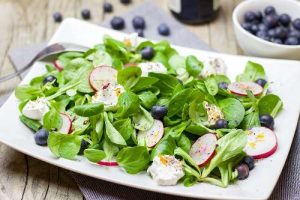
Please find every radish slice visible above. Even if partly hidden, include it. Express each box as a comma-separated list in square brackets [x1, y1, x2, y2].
[228, 82, 263, 96]
[244, 127, 278, 159]
[53, 60, 63, 71]
[189, 133, 217, 167]
[59, 113, 72, 134]
[98, 158, 118, 166]
[89, 66, 118, 91]
[138, 120, 164, 148]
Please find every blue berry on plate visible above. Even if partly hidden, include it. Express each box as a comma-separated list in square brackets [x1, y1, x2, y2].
[43, 75, 58, 87]
[274, 26, 287, 39]
[78, 140, 89, 155]
[135, 28, 144, 37]
[242, 23, 252, 32]
[292, 18, 300, 31]
[141, 47, 154, 60]
[258, 23, 268, 32]
[264, 6, 276, 15]
[81, 9, 91, 20]
[263, 15, 278, 28]
[244, 11, 256, 23]
[34, 128, 49, 146]
[243, 156, 255, 170]
[53, 12, 63, 22]
[250, 24, 259, 34]
[215, 119, 228, 129]
[279, 14, 291, 27]
[285, 37, 299, 45]
[151, 105, 168, 120]
[218, 82, 228, 90]
[236, 164, 249, 180]
[259, 114, 274, 130]
[103, 2, 113, 13]
[110, 16, 125, 30]
[255, 78, 267, 87]
[120, 0, 131, 4]
[158, 24, 170, 36]
[132, 16, 145, 29]
[288, 30, 300, 39]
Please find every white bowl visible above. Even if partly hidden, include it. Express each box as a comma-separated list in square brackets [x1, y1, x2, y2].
[233, 0, 300, 60]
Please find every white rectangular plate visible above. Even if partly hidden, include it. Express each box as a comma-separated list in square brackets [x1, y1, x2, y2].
[0, 18, 300, 200]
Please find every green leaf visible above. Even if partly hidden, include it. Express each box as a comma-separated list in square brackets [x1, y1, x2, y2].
[258, 94, 283, 117]
[168, 88, 193, 117]
[77, 68, 94, 93]
[138, 91, 157, 109]
[189, 99, 207, 124]
[74, 103, 104, 117]
[115, 91, 140, 118]
[168, 55, 186, 74]
[186, 55, 203, 77]
[84, 149, 106, 163]
[104, 112, 126, 146]
[239, 112, 260, 130]
[176, 134, 191, 153]
[43, 108, 62, 131]
[131, 77, 159, 92]
[103, 139, 119, 160]
[93, 50, 112, 67]
[133, 106, 154, 131]
[236, 61, 266, 82]
[117, 67, 141, 89]
[149, 73, 179, 96]
[204, 76, 218, 96]
[15, 85, 42, 101]
[150, 136, 176, 160]
[48, 132, 81, 159]
[19, 115, 42, 132]
[218, 98, 245, 128]
[116, 146, 150, 174]
[174, 147, 200, 172]
[113, 118, 134, 141]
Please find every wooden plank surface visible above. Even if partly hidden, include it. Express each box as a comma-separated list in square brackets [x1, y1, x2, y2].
[0, 0, 241, 199]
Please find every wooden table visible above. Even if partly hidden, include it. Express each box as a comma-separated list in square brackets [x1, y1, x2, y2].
[0, 0, 241, 199]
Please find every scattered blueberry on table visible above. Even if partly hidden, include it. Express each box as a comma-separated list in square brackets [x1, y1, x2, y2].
[81, 9, 91, 20]
[110, 16, 125, 30]
[120, 0, 131, 4]
[132, 16, 146, 29]
[241, 6, 300, 45]
[53, 12, 63, 23]
[158, 23, 170, 36]
[103, 2, 113, 13]
[34, 128, 49, 146]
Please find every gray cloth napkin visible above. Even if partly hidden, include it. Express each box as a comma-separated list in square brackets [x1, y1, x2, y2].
[5, 2, 300, 200]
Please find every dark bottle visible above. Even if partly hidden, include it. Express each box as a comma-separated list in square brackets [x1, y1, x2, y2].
[168, 0, 220, 24]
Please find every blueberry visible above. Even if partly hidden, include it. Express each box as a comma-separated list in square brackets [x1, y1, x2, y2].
[236, 164, 249, 180]
[110, 16, 125, 30]
[215, 119, 228, 129]
[255, 78, 267, 88]
[292, 18, 300, 31]
[135, 28, 144, 37]
[250, 24, 259, 34]
[267, 28, 276, 38]
[264, 15, 278, 28]
[218, 82, 228, 90]
[274, 26, 287, 39]
[78, 140, 89, 155]
[264, 6, 276, 15]
[258, 23, 268, 32]
[43, 75, 58, 87]
[243, 156, 255, 170]
[103, 3, 113, 13]
[255, 11, 263, 22]
[81, 9, 91, 20]
[151, 105, 168, 120]
[278, 14, 291, 27]
[120, 0, 131, 4]
[158, 24, 170, 36]
[272, 38, 283, 44]
[34, 128, 49, 146]
[241, 23, 252, 32]
[132, 16, 145, 29]
[244, 11, 256, 23]
[141, 47, 154, 60]
[259, 114, 275, 130]
[288, 30, 300, 39]
[285, 37, 299, 45]
[53, 12, 63, 23]
[256, 30, 268, 39]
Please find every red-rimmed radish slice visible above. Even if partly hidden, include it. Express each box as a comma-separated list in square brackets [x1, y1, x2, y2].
[124, 63, 138, 68]
[98, 158, 118, 166]
[189, 133, 217, 167]
[59, 113, 72, 134]
[89, 66, 118, 91]
[228, 82, 263, 96]
[138, 120, 164, 148]
[53, 60, 63, 71]
[244, 127, 277, 159]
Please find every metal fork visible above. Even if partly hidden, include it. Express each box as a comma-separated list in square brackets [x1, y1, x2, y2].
[0, 43, 89, 83]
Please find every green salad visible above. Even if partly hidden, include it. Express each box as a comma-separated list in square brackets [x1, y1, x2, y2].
[15, 34, 283, 187]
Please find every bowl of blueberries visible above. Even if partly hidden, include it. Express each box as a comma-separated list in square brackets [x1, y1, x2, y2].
[233, 0, 300, 60]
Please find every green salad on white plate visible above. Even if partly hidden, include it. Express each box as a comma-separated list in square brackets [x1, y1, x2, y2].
[15, 33, 283, 188]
